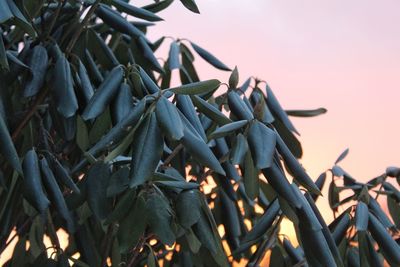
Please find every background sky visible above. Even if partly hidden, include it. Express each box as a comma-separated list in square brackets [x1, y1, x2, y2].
[138, 0, 400, 222]
[139, 0, 400, 180]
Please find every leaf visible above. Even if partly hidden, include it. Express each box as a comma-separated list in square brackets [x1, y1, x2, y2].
[147, 193, 175, 245]
[0, 1, 13, 23]
[24, 45, 48, 97]
[230, 133, 249, 165]
[0, 114, 21, 173]
[142, 0, 174, 13]
[40, 158, 74, 232]
[86, 162, 112, 220]
[168, 41, 180, 70]
[77, 59, 94, 104]
[76, 116, 89, 151]
[112, 0, 163, 21]
[176, 189, 202, 228]
[261, 162, 302, 209]
[169, 79, 220, 95]
[368, 212, 400, 266]
[177, 95, 207, 141]
[242, 151, 259, 200]
[286, 108, 327, 117]
[0, 33, 8, 70]
[242, 198, 280, 243]
[220, 190, 241, 238]
[156, 95, 184, 140]
[335, 148, 349, 164]
[190, 42, 230, 71]
[355, 202, 369, 231]
[227, 91, 254, 120]
[387, 196, 400, 228]
[138, 36, 163, 73]
[46, 154, 80, 194]
[53, 55, 78, 118]
[191, 95, 231, 125]
[4, 0, 36, 36]
[331, 212, 351, 244]
[275, 133, 321, 195]
[22, 149, 49, 214]
[266, 84, 299, 135]
[96, 4, 145, 39]
[247, 121, 276, 169]
[129, 113, 163, 187]
[111, 82, 134, 124]
[82, 65, 124, 120]
[105, 189, 136, 224]
[229, 66, 239, 88]
[118, 194, 147, 252]
[209, 120, 247, 139]
[179, 0, 200, 13]
[181, 115, 225, 175]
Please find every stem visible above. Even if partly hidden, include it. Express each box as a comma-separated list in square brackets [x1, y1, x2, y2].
[0, 216, 34, 255]
[162, 143, 184, 167]
[127, 236, 146, 267]
[47, 211, 61, 250]
[43, 0, 67, 41]
[65, 0, 101, 54]
[12, 87, 49, 141]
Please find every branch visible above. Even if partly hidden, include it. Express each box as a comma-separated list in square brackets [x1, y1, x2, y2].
[65, 0, 101, 54]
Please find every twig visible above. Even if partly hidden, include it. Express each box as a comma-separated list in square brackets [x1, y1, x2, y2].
[100, 224, 116, 267]
[65, 0, 101, 54]
[162, 143, 184, 167]
[12, 87, 49, 141]
[127, 236, 147, 267]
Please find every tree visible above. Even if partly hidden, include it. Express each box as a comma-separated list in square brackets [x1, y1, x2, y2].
[0, 0, 399, 266]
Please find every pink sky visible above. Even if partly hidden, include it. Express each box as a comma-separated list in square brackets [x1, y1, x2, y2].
[140, 0, 400, 181]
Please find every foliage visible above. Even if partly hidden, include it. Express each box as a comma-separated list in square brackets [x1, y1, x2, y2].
[0, 0, 399, 266]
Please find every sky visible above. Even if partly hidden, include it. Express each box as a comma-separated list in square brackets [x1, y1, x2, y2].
[139, 0, 400, 181]
[137, 0, 400, 223]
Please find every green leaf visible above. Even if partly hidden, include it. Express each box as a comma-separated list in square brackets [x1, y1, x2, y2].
[247, 121, 276, 169]
[87, 29, 119, 69]
[82, 65, 124, 120]
[96, 4, 145, 39]
[181, 114, 225, 175]
[53, 55, 78, 118]
[209, 120, 247, 139]
[118, 194, 147, 253]
[177, 95, 207, 141]
[77, 59, 94, 104]
[147, 193, 175, 245]
[387, 196, 400, 228]
[86, 162, 112, 220]
[0, 33, 8, 70]
[46, 154, 80, 194]
[0, 114, 21, 173]
[190, 42, 230, 71]
[179, 0, 200, 13]
[168, 41, 180, 70]
[76, 116, 89, 151]
[192, 211, 217, 254]
[230, 133, 249, 165]
[5, 0, 36, 36]
[111, 82, 134, 124]
[335, 148, 349, 165]
[219, 190, 241, 239]
[112, 0, 163, 21]
[156, 95, 184, 140]
[191, 95, 232, 125]
[40, 157, 74, 232]
[286, 108, 327, 117]
[138, 36, 164, 72]
[176, 189, 202, 228]
[22, 149, 49, 214]
[105, 189, 136, 224]
[242, 151, 259, 200]
[24, 45, 48, 97]
[229, 66, 239, 88]
[242, 198, 280, 243]
[355, 202, 368, 231]
[169, 79, 220, 95]
[368, 212, 400, 266]
[129, 113, 163, 187]
[0, 1, 13, 23]
[276, 133, 321, 195]
[142, 0, 174, 13]
[227, 91, 254, 120]
[266, 84, 299, 135]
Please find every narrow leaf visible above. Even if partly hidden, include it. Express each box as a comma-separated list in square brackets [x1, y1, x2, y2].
[169, 79, 220, 95]
[190, 42, 230, 71]
[156, 96, 184, 140]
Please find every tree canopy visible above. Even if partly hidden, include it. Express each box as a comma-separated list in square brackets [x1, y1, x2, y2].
[0, 0, 399, 266]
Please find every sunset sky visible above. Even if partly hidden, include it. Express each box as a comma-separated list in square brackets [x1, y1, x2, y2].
[138, 0, 400, 222]
[140, 0, 400, 179]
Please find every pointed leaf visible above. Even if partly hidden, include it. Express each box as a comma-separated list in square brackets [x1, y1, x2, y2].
[247, 121, 276, 169]
[0, 115, 21, 173]
[156, 96, 184, 140]
[229, 66, 239, 88]
[179, 0, 200, 13]
[190, 42, 230, 71]
[227, 91, 254, 120]
[176, 189, 201, 228]
[142, 0, 174, 13]
[191, 95, 231, 125]
[335, 148, 349, 164]
[147, 193, 175, 245]
[169, 79, 220, 95]
[24, 45, 48, 97]
[129, 113, 163, 187]
[111, 82, 134, 124]
[209, 120, 247, 139]
[286, 108, 327, 117]
[82, 65, 124, 120]
[112, 0, 163, 21]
